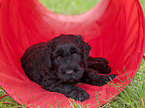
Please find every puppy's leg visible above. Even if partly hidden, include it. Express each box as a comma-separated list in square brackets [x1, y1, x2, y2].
[41, 77, 89, 102]
[81, 69, 117, 86]
[87, 57, 111, 74]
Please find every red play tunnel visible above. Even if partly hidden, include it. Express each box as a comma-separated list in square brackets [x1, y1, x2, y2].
[0, 0, 144, 107]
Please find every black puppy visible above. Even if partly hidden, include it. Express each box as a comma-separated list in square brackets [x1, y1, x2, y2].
[21, 34, 117, 102]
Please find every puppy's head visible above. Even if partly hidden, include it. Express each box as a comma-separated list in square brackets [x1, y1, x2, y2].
[51, 34, 90, 83]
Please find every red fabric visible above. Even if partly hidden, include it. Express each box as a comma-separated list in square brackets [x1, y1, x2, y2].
[0, 94, 9, 100]
[0, 0, 144, 107]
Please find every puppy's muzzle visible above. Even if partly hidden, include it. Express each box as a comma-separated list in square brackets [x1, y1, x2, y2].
[66, 70, 74, 75]
[59, 64, 81, 74]
[57, 63, 84, 82]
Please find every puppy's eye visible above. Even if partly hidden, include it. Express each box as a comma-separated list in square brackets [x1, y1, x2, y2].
[55, 49, 64, 58]
[57, 55, 64, 58]
[72, 53, 77, 56]
[70, 47, 78, 55]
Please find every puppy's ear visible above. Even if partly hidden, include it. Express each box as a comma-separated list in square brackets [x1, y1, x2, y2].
[46, 41, 53, 68]
[32, 42, 53, 70]
[21, 42, 53, 79]
[75, 35, 91, 66]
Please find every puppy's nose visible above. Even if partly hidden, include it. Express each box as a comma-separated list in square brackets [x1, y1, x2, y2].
[66, 70, 74, 75]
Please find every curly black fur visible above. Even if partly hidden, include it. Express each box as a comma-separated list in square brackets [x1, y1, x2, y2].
[21, 34, 117, 102]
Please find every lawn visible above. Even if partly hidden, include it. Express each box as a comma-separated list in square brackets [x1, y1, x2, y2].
[0, 0, 145, 108]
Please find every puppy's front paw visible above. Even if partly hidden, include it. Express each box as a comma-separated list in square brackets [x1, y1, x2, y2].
[88, 62, 111, 74]
[95, 74, 117, 86]
[67, 87, 89, 102]
[98, 64, 111, 74]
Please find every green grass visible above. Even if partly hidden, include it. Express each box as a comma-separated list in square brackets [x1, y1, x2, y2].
[0, 0, 145, 107]
[102, 61, 145, 108]
[39, 0, 99, 15]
